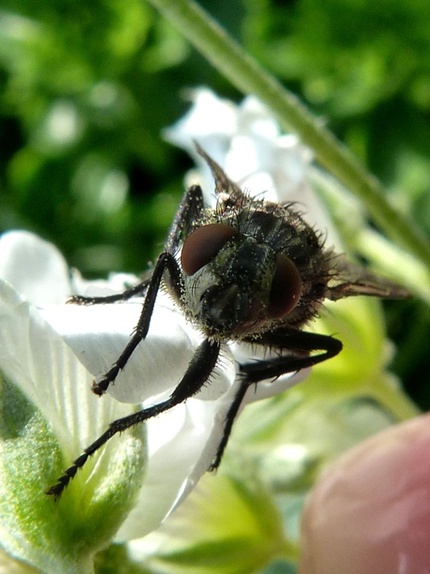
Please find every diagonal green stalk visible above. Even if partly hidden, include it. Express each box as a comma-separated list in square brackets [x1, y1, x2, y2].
[146, 0, 430, 272]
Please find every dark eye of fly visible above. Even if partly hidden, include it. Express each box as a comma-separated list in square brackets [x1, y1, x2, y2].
[269, 253, 302, 318]
[181, 223, 237, 276]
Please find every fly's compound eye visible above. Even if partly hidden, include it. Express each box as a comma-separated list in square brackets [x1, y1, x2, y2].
[269, 254, 302, 318]
[181, 223, 237, 276]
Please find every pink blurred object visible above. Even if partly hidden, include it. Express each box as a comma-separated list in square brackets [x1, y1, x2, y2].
[300, 413, 430, 574]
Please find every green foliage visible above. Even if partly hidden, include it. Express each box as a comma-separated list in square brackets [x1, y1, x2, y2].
[0, 0, 427, 402]
[1, 0, 429, 258]
[243, 0, 430, 255]
[0, 0, 195, 274]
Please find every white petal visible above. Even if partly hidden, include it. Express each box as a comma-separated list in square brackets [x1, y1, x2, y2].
[71, 269, 140, 297]
[0, 231, 71, 304]
[165, 87, 237, 152]
[115, 402, 215, 540]
[0, 280, 134, 457]
[236, 95, 280, 139]
[39, 293, 233, 404]
[0, 277, 243, 541]
[115, 346, 237, 540]
[165, 89, 341, 245]
[116, 376, 237, 540]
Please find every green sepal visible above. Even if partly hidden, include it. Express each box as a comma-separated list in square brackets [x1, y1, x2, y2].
[0, 374, 146, 574]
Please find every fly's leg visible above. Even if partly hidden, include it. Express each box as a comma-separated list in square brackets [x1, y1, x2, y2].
[209, 329, 342, 470]
[72, 186, 204, 395]
[69, 183, 204, 306]
[239, 330, 342, 383]
[92, 252, 183, 396]
[70, 277, 151, 306]
[46, 338, 221, 498]
[46, 185, 212, 496]
[208, 379, 250, 472]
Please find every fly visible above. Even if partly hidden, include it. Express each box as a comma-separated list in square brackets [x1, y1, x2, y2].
[46, 143, 409, 497]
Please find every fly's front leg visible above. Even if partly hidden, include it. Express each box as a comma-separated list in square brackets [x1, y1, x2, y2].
[209, 330, 342, 470]
[92, 252, 183, 396]
[71, 184, 204, 307]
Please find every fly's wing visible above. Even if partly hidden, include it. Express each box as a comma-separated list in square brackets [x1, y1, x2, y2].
[326, 254, 410, 301]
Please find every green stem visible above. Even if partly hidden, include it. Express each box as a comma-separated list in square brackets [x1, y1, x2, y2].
[368, 378, 420, 422]
[146, 0, 430, 270]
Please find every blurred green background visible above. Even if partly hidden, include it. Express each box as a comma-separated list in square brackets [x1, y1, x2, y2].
[0, 0, 429, 404]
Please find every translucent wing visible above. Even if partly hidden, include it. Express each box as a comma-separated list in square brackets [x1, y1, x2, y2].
[326, 255, 410, 301]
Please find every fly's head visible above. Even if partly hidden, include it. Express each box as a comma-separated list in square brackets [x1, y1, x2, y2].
[180, 221, 303, 338]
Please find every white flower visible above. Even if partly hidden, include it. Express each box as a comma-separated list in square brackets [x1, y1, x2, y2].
[165, 87, 338, 240]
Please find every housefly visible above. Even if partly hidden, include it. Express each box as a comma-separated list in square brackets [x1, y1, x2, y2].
[47, 143, 408, 497]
